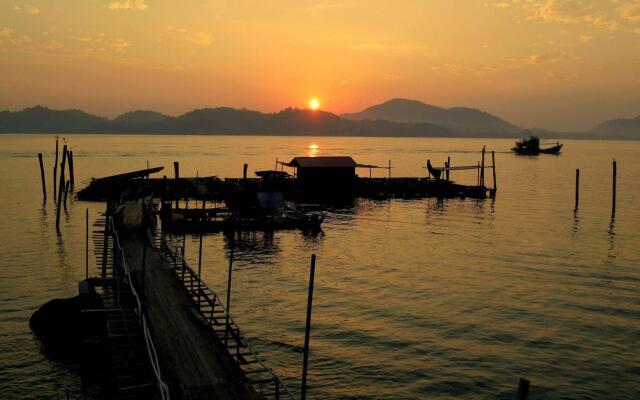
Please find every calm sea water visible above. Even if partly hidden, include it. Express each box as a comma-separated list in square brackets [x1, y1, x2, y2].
[0, 134, 639, 399]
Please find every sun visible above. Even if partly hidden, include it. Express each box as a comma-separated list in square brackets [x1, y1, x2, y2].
[308, 98, 320, 110]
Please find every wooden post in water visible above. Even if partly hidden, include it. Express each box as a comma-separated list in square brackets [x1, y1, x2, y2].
[55, 146, 68, 230]
[480, 146, 486, 187]
[516, 378, 530, 400]
[492, 151, 497, 193]
[224, 240, 235, 346]
[574, 169, 580, 211]
[446, 156, 450, 181]
[68, 150, 75, 188]
[53, 138, 59, 199]
[388, 160, 391, 179]
[243, 163, 248, 180]
[63, 180, 70, 208]
[85, 209, 89, 280]
[612, 160, 617, 218]
[38, 153, 46, 201]
[174, 161, 180, 208]
[301, 254, 317, 400]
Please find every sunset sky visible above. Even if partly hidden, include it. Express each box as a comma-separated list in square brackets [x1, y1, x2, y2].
[1, 0, 640, 131]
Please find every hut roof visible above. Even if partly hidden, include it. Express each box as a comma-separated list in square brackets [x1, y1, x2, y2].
[286, 156, 357, 168]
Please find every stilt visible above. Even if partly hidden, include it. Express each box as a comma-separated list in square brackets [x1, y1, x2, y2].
[85, 209, 89, 280]
[480, 146, 486, 187]
[612, 160, 617, 218]
[491, 151, 497, 193]
[224, 240, 234, 347]
[55, 145, 68, 230]
[174, 161, 180, 208]
[574, 169, 580, 211]
[446, 157, 450, 181]
[38, 153, 46, 201]
[516, 378, 530, 400]
[53, 138, 59, 199]
[243, 163, 248, 180]
[63, 180, 70, 208]
[388, 160, 391, 179]
[68, 150, 75, 187]
[301, 254, 317, 400]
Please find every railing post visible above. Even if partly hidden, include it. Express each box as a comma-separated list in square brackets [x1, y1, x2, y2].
[225, 240, 234, 347]
[301, 254, 317, 400]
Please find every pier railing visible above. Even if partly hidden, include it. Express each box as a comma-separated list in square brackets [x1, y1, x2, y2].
[158, 234, 297, 400]
[109, 220, 171, 400]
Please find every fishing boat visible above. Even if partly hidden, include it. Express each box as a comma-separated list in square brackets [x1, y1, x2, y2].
[512, 135, 562, 155]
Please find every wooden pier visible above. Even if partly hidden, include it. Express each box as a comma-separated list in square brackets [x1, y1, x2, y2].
[91, 201, 295, 400]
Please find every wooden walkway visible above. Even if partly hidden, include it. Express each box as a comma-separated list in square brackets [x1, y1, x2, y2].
[116, 226, 260, 400]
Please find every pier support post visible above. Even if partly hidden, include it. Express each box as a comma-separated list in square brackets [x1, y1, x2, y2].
[574, 169, 580, 211]
[446, 157, 450, 181]
[516, 378, 530, 400]
[612, 160, 617, 218]
[388, 160, 391, 179]
[224, 240, 235, 346]
[38, 153, 46, 201]
[174, 161, 180, 208]
[53, 138, 59, 199]
[492, 151, 497, 193]
[68, 150, 75, 188]
[301, 254, 317, 400]
[243, 163, 248, 180]
[85, 209, 89, 280]
[480, 146, 486, 187]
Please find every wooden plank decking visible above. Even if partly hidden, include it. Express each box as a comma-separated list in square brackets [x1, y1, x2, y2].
[118, 228, 259, 400]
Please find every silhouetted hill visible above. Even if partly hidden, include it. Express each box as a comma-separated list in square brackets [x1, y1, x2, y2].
[113, 110, 171, 124]
[591, 115, 640, 139]
[342, 98, 520, 135]
[0, 106, 107, 133]
[0, 105, 450, 137]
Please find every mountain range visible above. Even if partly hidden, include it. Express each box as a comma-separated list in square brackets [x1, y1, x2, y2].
[1, 100, 638, 139]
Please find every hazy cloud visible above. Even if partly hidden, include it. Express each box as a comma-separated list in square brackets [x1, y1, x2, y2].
[168, 27, 215, 46]
[619, 2, 640, 21]
[14, 4, 41, 14]
[526, 51, 564, 64]
[0, 27, 14, 37]
[579, 33, 593, 42]
[108, 0, 147, 11]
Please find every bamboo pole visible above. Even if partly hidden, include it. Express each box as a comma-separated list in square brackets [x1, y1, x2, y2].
[516, 378, 530, 400]
[68, 150, 75, 187]
[480, 146, 486, 187]
[174, 161, 180, 208]
[55, 145, 67, 230]
[224, 240, 235, 347]
[53, 138, 59, 198]
[492, 151, 497, 193]
[85, 209, 89, 280]
[574, 169, 580, 211]
[612, 160, 617, 218]
[38, 153, 46, 201]
[63, 180, 70, 208]
[301, 254, 317, 400]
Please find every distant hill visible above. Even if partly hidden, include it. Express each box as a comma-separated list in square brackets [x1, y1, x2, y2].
[342, 98, 521, 136]
[0, 105, 450, 137]
[0, 106, 107, 133]
[591, 115, 640, 139]
[113, 110, 171, 124]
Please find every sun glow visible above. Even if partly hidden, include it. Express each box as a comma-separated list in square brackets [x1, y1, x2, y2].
[309, 98, 320, 110]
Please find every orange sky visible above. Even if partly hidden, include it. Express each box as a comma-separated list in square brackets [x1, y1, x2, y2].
[1, 1, 640, 131]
